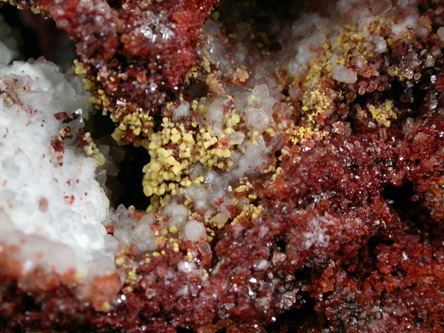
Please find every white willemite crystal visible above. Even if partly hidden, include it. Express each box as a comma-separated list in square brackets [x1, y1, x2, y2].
[184, 220, 206, 242]
[331, 65, 358, 84]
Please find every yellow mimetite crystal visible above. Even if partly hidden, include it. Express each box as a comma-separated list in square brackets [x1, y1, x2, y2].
[141, 109, 241, 197]
[80, 132, 106, 166]
[368, 100, 397, 127]
[288, 21, 381, 146]
[231, 204, 264, 225]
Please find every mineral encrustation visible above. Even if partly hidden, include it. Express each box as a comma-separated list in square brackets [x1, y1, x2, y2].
[1, 0, 444, 331]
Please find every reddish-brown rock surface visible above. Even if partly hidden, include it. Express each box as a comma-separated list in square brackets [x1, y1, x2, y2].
[1, 0, 444, 332]
[10, 0, 218, 111]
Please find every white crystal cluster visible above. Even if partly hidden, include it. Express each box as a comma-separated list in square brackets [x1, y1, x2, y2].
[0, 38, 114, 277]
[108, 201, 207, 254]
[109, 205, 157, 253]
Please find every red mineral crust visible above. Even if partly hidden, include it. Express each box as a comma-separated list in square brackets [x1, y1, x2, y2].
[1, 0, 444, 332]
[6, 0, 217, 133]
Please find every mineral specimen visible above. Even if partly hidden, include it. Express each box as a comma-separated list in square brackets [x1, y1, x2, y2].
[1, 0, 444, 331]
